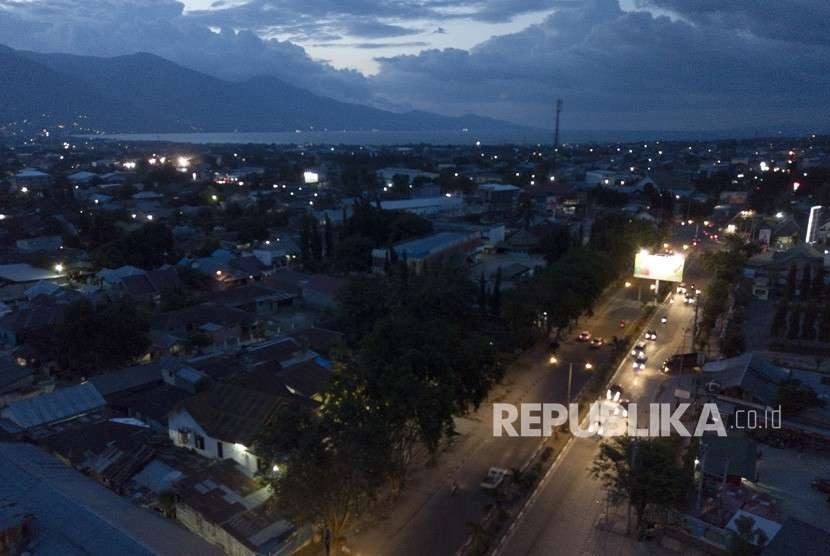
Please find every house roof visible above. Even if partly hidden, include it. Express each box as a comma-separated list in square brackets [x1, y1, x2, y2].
[209, 285, 295, 308]
[0, 357, 32, 392]
[1, 383, 105, 430]
[700, 431, 758, 480]
[152, 303, 258, 333]
[764, 517, 830, 555]
[176, 382, 306, 446]
[702, 352, 791, 406]
[0, 442, 222, 556]
[276, 359, 332, 398]
[87, 361, 167, 398]
[287, 327, 344, 356]
[0, 263, 62, 283]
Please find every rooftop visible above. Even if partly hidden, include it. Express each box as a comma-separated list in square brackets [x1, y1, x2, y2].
[0, 442, 222, 556]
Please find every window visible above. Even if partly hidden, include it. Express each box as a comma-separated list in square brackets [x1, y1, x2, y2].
[217, 441, 224, 458]
[177, 429, 189, 444]
[195, 434, 205, 450]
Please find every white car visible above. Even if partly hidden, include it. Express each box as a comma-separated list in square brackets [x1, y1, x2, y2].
[633, 355, 647, 370]
[631, 343, 646, 357]
[644, 330, 657, 341]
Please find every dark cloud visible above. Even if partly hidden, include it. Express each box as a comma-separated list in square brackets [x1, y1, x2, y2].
[637, 0, 830, 46]
[371, 0, 830, 129]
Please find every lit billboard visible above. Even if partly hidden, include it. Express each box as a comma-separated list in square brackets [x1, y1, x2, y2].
[633, 252, 685, 282]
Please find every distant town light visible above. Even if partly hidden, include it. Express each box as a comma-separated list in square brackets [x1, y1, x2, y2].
[146, 214, 154, 221]
[54, 263, 64, 273]
[0, 214, 5, 220]
[584, 363, 593, 370]
[20, 187, 28, 193]
[176, 156, 190, 168]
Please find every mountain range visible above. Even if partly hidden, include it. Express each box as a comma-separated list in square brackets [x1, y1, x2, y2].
[0, 44, 527, 134]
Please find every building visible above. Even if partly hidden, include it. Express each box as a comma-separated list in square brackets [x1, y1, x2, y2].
[167, 380, 313, 475]
[0, 442, 222, 555]
[744, 244, 825, 297]
[371, 231, 482, 274]
[378, 196, 464, 217]
[478, 183, 520, 213]
[0, 383, 105, 432]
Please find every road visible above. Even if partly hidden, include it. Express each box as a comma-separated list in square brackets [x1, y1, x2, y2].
[498, 287, 697, 556]
[499, 246, 711, 556]
[348, 280, 647, 555]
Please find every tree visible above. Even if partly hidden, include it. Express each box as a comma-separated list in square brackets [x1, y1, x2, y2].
[491, 267, 502, 315]
[777, 379, 824, 417]
[800, 264, 812, 299]
[592, 436, 690, 537]
[770, 302, 788, 338]
[323, 214, 334, 258]
[802, 303, 818, 340]
[260, 382, 392, 555]
[786, 263, 798, 298]
[53, 299, 150, 372]
[812, 265, 825, 301]
[728, 514, 768, 555]
[787, 304, 802, 340]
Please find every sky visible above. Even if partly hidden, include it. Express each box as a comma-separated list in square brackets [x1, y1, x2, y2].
[1, 0, 829, 131]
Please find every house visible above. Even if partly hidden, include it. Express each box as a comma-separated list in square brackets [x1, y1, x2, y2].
[0, 357, 33, 397]
[173, 458, 305, 556]
[152, 303, 264, 354]
[0, 383, 105, 432]
[263, 270, 344, 310]
[700, 431, 760, 485]
[209, 284, 296, 315]
[37, 417, 158, 493]
[115, 267, 183, 302]
[744, 244, 825, 296]
[701, 352, 792, 407]
[371, 231, 482, 274]
[0, 263, 65, 302]
[11, 168, 52, 190]
[240, 337, 317, 372]
[167, 379, 313, 475]
[15, 235, 63, 253]
[0, 442, 222, 555]
[478, 183, 520, 213]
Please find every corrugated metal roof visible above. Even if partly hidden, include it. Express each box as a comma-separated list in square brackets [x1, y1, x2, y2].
[0, 442, 222, 555]
[2, 383, 105, 430]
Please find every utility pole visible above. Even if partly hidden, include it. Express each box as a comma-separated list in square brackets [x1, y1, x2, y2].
[567, 362, 573, 402]
[553, 99, 563, 149]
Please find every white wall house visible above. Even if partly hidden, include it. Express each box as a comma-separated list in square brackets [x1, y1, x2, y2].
[168, 407, 261, 475]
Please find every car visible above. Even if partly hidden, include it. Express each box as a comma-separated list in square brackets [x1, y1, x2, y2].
[684, 293, 695, 304]
[644, 329, 657, 341]
[577, 331, 591, 342]
[590, 337, 605, 349]
[481, 467, 512, 490]
[661, 359, 671, 373]
[660, 316, 668, 324]
[631, 343, 646, 357]
[607, 383, 624, 401]
[633, 355, 647, 370]
[676, 283, 687, 294]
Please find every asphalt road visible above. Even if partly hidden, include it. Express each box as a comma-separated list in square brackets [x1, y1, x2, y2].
[348, 281, 647, 555]
[498, 287, 698, 556]
[498, 244, 713, 556]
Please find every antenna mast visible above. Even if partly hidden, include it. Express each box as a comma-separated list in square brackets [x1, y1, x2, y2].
[553, 98, 563, 148]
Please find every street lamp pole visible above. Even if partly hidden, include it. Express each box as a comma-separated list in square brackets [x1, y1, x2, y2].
[567, 362, 573, 402]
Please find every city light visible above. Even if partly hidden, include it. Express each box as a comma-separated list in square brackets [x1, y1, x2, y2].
[584, 363, 593, 370]
[54, 263, 64, 273]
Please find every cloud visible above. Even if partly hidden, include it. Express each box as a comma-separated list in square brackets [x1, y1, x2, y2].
[636, 0, 830, 46]
[313, 41, 430, 50]
[0, 0, 373, 102]
[370, 0, 830, 130]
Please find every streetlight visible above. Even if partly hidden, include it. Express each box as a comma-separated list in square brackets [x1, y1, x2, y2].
[54, 263, 64, 273]
[624, 281, 632, 288]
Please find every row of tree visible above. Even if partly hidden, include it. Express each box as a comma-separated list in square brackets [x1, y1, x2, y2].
[257, 262, 502, 551]
[770, 301, 830, 341]
[503, 214, 661, 346]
